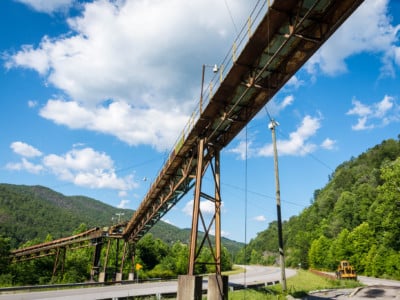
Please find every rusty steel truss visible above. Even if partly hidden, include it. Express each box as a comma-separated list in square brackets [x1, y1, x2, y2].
[10, 224, 128, 280]
[123, 0, 364, 272]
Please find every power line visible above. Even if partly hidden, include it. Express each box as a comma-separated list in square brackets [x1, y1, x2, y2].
[243, 124, 248, 295]
[263, 104, 334, 173]
[223, 0, 239, 35]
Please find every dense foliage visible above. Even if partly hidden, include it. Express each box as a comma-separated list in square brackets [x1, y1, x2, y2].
[0, 184, 134, 248]
[0, 184, 237, 286]
[0, 184, 242, 254]
[0, 227, 232, 286]
[237, 138, 400, 280]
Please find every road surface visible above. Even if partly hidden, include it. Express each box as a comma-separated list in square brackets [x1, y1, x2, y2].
[0, 266, 293, 300]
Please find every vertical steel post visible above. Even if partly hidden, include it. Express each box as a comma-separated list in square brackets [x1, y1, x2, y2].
[115, 238, 120, 275]
[188, 138, 205, 275]
[103, 239, 111, 275]
[52, 247, 61, 278]
[91, 238, 103, 281]
[61, 247, 66, 277]
[269, 120, 287, 292]
[120, 241, 127, 274]
[215, 150, 222, 275]
[200, 65, 205, 114]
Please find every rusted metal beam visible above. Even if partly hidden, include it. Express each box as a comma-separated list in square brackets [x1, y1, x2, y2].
[188, 138, 205, 275]
[188, 142, 222, 276]
[122, 0, 364, 243]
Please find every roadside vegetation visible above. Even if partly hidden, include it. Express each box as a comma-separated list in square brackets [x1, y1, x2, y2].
[229, 269, 362, 299]
[236, 138, 400, 280]
[0, 229, 233, 287]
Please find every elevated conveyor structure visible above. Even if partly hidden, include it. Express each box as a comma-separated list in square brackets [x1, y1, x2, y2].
[10, 223, 129, 281]
[123, 0, 364, 242]
[10, 223, 126, 262]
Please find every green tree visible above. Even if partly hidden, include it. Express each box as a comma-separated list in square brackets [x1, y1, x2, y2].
[364, 244, 379, 277]
[347, 222, 374, 273]
[328, 229, 351, 269]
[136, 234, 168, 270]
[250, 249, 262, 265]
[221, 246, 233, 271]
[373, 158, 400, 250]
[330, 191, 358, 233]
[0, 236, 12, 286]
[0, 236, 11, 274]
[308, 236, 331, 270]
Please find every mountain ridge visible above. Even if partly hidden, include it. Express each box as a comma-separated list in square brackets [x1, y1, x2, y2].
[0, 183, 243, 255]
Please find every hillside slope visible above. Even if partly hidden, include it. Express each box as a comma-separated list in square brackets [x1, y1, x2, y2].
[0, 184, 133, 247]
[237, 137, 400, 279]
[0, 184, 243, 255]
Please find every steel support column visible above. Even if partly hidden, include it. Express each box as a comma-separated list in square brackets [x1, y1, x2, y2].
[99, 239, 111, 282]
[91, 238, 103, 281]
[214, 150, 221, 275]
[187, 138, 222, 276]
[120, 241, 128, 274]
[188, 138, 205, 275]
[52, 247, 66, 280]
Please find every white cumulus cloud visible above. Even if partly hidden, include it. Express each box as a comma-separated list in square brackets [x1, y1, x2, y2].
[347, 95, 398, 130]
[10, 141, 42, 157]
[15, 0, 74, 14]
[117, 199, 130, 209]
[229, 115, 331, 159]
[253, 215, 266, 222]
[182, 199, 224, 216]
[307, 0, 400, 77]
[321, 138, 336, 150]
[266, 95, 295, 116]
[43, 147, 137, 190]
[6, 158, 44, 174]
[258, 115, 321, 157]
[5, 0, 256, 151]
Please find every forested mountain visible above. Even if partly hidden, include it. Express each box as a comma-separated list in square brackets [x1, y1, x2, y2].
[0, 184, 134, 248]
[0, 183, 242, 255]
[237, 137, 400, 280]
[0, 184, 240, 286]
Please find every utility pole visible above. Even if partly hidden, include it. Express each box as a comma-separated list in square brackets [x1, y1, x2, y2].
[115, 212, 124, 223]
[268, 119, 287, 292]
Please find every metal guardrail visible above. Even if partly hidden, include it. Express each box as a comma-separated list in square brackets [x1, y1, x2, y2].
[0, 277, 281, 298]
[0, 278, 165, 294]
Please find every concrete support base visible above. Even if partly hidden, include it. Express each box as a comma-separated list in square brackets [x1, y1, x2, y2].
[207, 274, 229, 300]
[115, 272, 122, 282]
[128, 273, 134, 281]
[98, 272, 106, 283]
[177, 275, 203, 300]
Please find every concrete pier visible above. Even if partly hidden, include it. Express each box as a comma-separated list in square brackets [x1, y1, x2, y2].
[207, 274, 228, 300]
[177, 275, 203, 300]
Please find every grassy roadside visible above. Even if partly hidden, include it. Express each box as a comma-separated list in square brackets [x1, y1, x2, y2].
[228, 269, 362, 299]
[222, 265, 246, 276]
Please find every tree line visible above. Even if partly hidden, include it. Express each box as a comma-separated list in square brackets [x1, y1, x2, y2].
[0, 226, 232, 286]
[236, 138, 400, 280]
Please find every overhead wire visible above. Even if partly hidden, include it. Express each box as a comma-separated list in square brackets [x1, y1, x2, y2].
[262, 105, 334, 173]
[243, 124, 248, 292]
[223, 0, 239, 35]
[49, 155, 164, 190]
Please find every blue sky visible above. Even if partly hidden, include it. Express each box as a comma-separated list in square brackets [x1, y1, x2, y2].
[1, 0, 399, 243]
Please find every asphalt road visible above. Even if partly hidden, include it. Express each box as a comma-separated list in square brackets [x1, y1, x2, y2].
[4, 268, 398, 299]
[230, 265, 296, 286]
[0, 266, 293, 300]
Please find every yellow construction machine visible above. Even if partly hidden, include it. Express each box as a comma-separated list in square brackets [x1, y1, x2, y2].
[335, 260, 357, 280]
